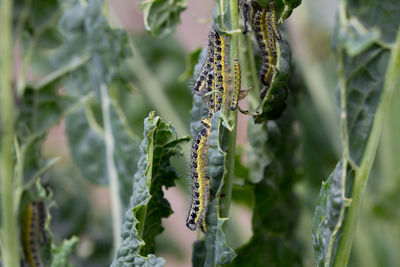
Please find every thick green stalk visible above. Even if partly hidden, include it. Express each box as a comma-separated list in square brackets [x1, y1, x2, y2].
[0, 0, 19, 266]
[334, 28, 400, 266]
[221, 0, 239, 219]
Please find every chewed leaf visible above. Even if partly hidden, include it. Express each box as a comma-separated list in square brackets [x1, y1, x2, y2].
[111, 112, 189, 266]
[312, 0, 400, 265]
[51, 236, 79, 267]
[203, 111, 236, 265]
[312, 162, 349, 266]
[140, 0, 188, 38]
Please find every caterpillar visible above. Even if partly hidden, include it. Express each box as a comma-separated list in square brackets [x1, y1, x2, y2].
[248, 1, 281, 99]
[259, 7, 278, 97]
[186, 118, 211, 231]
[230, 59, 241, 111]
[22, 202, 47, 267]
[193, 30, 215, 95]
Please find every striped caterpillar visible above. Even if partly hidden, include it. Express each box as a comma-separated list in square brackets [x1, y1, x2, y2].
[186, 118, 211, 231]
[230, 59, 241, 111]
[21, 202, 47, 267]
[245, 0, 282, 99]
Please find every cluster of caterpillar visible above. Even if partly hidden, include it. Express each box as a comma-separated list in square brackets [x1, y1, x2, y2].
[243, 0, 282, 99]
[21, 201, 47, 267]
[186, 28, 241, 231]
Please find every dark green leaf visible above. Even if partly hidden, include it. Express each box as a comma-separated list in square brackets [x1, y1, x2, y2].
[36, 27, 63, 49]
[140, 0, 188, 38]
[312, 162, 346, 266]
[231, 107, 302, 266]
[203, 111, 236, 266]
[246, 120, 271, 183]
[192, 240, 206, 267]
[111, 112, 189, 267]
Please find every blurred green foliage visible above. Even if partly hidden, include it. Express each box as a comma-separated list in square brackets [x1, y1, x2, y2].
[1, 0, 399, 266]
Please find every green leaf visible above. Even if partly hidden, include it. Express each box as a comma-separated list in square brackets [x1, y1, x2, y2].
[17, 78, 78, 185]
[66, 100, 139, 205]
[51, 236, 79, 267]
[192, 240, 206, 267]
[140, 0, 188, 38]
[254, 0, 301, 21]
[312, 0, 400, 265]
[246, 120, 271, 183]
[111, 112, 189, 267]
[66, 107, 107, 184]
[231, 108, 302, 266]
[13, 0, 59, 33]
[203, 111, 236, 266]
[36, 27, 63, 50]
[312, 162, 350, 266]
[55, 0, 129, 96]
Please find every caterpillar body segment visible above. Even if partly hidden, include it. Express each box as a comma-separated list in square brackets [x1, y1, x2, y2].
[230, 59, 241, 111]
[193, 30, 215, 95]
[22, 202, 45, 267]
[186, 120, 211, 231]
[212, 30, 229, 113]
[37, 202, 47, 244]
[269, 0, 282, 40]
[250, 5, 268, 56]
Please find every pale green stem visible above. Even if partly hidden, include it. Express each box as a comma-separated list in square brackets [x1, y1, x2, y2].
[100, 83, 122, 255]
[333, 28, 400, 267]
[0, 0, 19, 266]
[221, 0, 239, 220]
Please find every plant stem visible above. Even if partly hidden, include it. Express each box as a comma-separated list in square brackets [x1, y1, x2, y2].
[100, 84, 122, 255]
[334, 28, 400, 267]
[0, 0, 19, 266]
[221, 0, 239, 219]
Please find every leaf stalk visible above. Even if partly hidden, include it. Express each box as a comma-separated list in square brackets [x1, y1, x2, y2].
[0, 0, 19, 266]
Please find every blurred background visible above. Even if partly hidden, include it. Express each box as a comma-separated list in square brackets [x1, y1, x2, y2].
[28, 0, 400, 266]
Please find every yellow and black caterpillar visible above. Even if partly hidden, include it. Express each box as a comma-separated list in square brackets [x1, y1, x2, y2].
[187, 28, 241, 231]
[186, 118, 211, 231]
[21, 202, 47, 267]
[245, 0, 282, 99]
